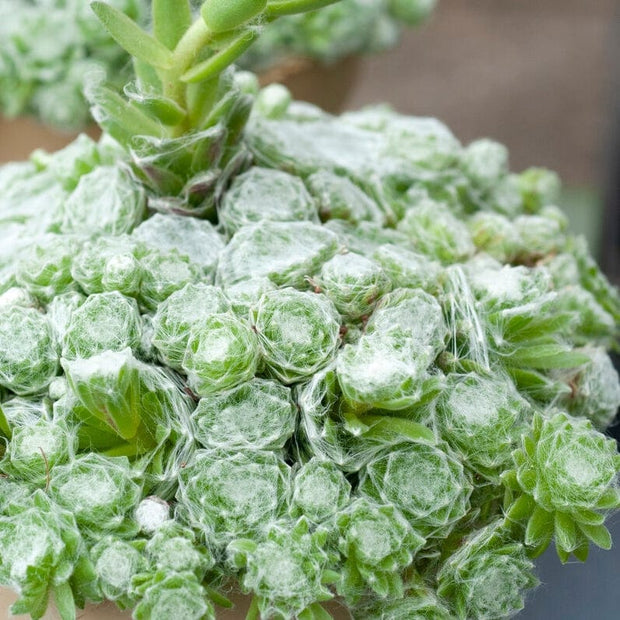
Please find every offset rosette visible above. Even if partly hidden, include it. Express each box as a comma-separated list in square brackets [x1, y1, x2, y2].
[182, 313, 260, 396]
[0, 418, 76, 486]
[48, 453, 141, 537]
[337, 288, 446, 409]
[136, 248, 203, 312]
[193, 378, 296, 451]
[58, 165, 146, 236]
[252, 287, 341, 384]
[397, 199, 475, 264]
[290, 457, 351, 524]
[62, 292, 143, 360]
[437, 521, 537, 619]
[71, 235, 143, 298]
[217, 221, 339, 288]
[144, 522, 215, 579]
[90, 536, 147, 608]
[0, 306, 58, 395]
[0, 491, 92, 618]
[15, 234, 81, 302]
[177, 449, 291, 544]
[151, 283, 231, 370]
[218, 167, 318, 236]
[359, 442, 472, 538]
[316, 252, 391, 320]
[356, 579, 451, 620]
[228, 518, 335, 619]
[436, 372, 530, 479]
[502, 411, 620, 561]
[335, 497, 425, 604]
[133, 572, 215, 620]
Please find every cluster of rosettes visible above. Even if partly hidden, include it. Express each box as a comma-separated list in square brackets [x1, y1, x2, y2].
[0, 0, 145, 128]
[0, 93, 619, 620]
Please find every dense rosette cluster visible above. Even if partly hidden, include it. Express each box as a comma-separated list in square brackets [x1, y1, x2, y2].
[502, 412, 620, 562]
[0, 73, 619, 620]
[0, 0, 145, 128]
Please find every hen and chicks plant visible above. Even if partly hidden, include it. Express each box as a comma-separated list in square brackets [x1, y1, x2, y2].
[0, 1, 619, 619]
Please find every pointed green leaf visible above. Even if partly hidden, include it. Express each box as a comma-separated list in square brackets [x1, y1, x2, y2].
[503, 312, 575, 342]
[0, 403, 11, 438]
[342, 409, 370, 436]
[86, 81, 163, 146]
[519, 469, 537, 494]
[525, 506, 554, 547]
[298, 609, 315, 620]
[153, 0, 192, 49]
[360, 414, 436, 444]
[134, 58, 163, 92]
[371, 572, 390, 598]
[555, 546, 570, 564]
[266, 0, 340, 18]
[507, 367, 569, 400]
[573, 507, 606, 526]
[245, 596, 260, 620]
[595, 489, 620, 511]
[205, 586, 233, 608]
[181, 30, 258, 83]
[554, 512, 578, 552]
[503, 344, 589, 369]
[523, 436, 536, 459]
[53, 582, 76, 620]
[572, 542, 589, 562]
[501, 470, 521, 491]
[526, 538, 552, 559]
[307, 604, 333, 620]
[578, 523, 612, 550]
[321, 570, 341, 585]
[506, 493, 535, 522]
[124, 84, 187, 126]
[91, 2, 173, 69]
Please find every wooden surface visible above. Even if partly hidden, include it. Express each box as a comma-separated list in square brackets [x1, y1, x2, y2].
[0, 117, 101, 164]
[0, 587, 352, 619]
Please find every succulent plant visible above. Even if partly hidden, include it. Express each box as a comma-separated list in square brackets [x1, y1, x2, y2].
[0, 1, 435, 129]
[0, 2, 619, 619]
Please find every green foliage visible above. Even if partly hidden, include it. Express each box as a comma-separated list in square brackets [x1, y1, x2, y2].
[0, 0, 145, 128]
[182, 312, 260, 395]
[359, 442, 472, 538]
[0, 3, 618, 618]
[252, 287, 341, 383]
[228, 517, 334, 618]
[0, 491, 87, 620]
[0, 306, 58, 395]
[437, 521, 538, 619]
[502, 412, 620, 561]
[336, 497, 424, 603]
[48, 453, 142, 537]
[193, 378, 296, 450]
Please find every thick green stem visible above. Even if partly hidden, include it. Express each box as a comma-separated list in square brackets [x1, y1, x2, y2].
[266, 0, 340, 18]
[162, 18, 212, 117]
